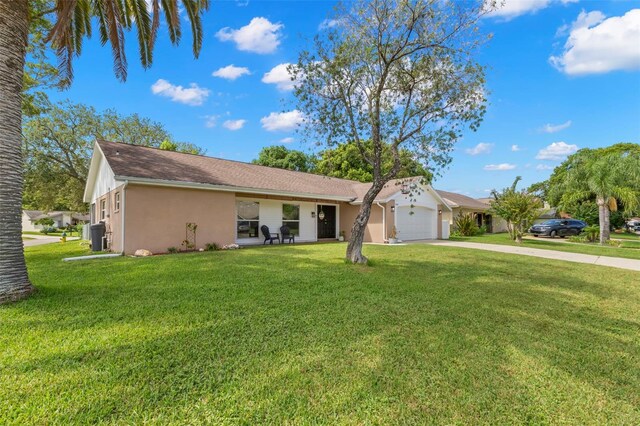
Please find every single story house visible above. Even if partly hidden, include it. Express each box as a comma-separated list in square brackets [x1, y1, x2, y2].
[84, 140, 454, 254]
[22, 210, 89, 232]
[442, 194, 508, 233]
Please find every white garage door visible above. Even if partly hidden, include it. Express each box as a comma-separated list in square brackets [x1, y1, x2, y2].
[396, 206, 435, 240]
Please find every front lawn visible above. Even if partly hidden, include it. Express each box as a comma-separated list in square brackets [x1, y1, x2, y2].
[612, 232, 640, 241]
[452, 232, 640, 260]
[2, 242, 639, 424]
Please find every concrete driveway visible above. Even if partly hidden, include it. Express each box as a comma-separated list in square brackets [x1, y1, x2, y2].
[23, 234, 79, 247]
[416, 240, 640, 272]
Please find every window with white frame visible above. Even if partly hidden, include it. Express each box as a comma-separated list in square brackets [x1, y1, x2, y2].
[282, 204, 300, 236]
[100, 199, 106, 220]
[114, 192, 121, 212]
[237, 201, 259, 239]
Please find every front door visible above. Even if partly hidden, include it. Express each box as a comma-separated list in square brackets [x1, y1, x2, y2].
[317, 205, 336, 239]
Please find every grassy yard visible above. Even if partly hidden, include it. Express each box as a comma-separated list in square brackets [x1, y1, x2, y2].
[2, 242, 639, 424]
[451, 232, 640, 260]
[612, 232, 640, 241]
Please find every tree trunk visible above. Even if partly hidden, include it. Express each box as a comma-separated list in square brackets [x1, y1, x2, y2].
[597, 196, 607, 245]
[0, 0, 35, 304]
[602, 203, 611, 244]
[345, 179, 387, 264]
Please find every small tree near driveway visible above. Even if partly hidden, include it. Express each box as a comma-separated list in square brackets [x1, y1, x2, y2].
[490, 177, 541, 244]
[293, 0, 492, 264]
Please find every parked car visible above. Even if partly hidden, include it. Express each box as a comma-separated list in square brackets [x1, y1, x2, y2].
[625, 220, 640, 233]
[529, 219, 587, 238]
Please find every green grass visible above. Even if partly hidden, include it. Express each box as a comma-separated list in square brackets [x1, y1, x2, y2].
[2, 242, 639, 424]
[21, 237, 34, 241]
[451, 232, 640, 260]
[612, 232, 640, 241]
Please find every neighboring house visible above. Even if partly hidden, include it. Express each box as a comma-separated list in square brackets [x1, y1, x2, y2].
[442, 193, 508, 233]
[22, 210, 89, 232]
[83, 140, 453, 254]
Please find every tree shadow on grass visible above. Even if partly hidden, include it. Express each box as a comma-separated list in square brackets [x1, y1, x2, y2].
[3, 243, 639, 423]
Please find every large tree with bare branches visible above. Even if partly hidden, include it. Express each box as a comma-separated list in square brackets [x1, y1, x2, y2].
[293, 0, 491, 263]
[0, 0, 209, 304]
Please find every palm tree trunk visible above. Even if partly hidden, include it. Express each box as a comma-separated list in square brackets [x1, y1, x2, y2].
[597, 196, 607, 245]
[0, 0, 35, 304]
[346, 179, 386, 264]
[602, 203, 611, 244]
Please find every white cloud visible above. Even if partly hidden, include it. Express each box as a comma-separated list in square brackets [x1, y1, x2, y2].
[536, 164, 554, 170]
[484, 163, 517, 171]
[262, 63, 298, 91]
[465, 142, 493, 155]
[485, 0, 580, 20]
[216, 17, 283, 54]
[204, 115, 219, 128]
[212, 65, 251, 80]
[318, 19, 340, 30]
[511, 144, 521, 152]
[279, 137, 294, 144]
[550, 9, 640, 75]
[151, 79, 209, 106]
[535, 141, 579, 160]
[485, 0, 551, 20]
[260, 110, 305, 132]
[222, 119, 247, 130]
[540, 120, 572, 133]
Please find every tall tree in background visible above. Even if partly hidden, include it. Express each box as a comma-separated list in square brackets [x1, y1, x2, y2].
[252, 145, 315, 172]
[294, 0, 489, 263]
[556, 149, 640, 244]
[1, 0, 210, 303]
[23, 101, 204, 211]
[315, 141, 431, 183]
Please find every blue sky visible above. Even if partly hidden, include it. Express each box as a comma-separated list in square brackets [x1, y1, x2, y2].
[46, 0, 640, 197]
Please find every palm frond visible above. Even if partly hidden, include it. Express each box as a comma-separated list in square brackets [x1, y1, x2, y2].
[161, 0, 181, 44]
[47, 0, 79, 86]
[181, 0, 203, 58]
[45, 0, 210, 84]
[126, 0, 153, 68]
[103, 0, 128, 81]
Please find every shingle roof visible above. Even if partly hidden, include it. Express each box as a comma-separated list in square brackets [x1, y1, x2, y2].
[98, 140, 455, 207]
[436, 190, 489, 210]
[23, 210, 43, 219]
[99, 140, 361, 200]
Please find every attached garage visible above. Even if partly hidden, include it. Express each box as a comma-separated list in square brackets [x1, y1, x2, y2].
[395, 205, 436, 241]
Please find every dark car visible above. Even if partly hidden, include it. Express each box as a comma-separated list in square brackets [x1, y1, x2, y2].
[529, 219, 587, 238]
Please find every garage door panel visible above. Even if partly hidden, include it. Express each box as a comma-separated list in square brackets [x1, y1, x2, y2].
[396, 206, 434, 240]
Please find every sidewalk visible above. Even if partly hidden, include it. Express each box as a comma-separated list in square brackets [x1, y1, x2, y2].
[419, 240, 640, 272]
[23, 234, 80, 247]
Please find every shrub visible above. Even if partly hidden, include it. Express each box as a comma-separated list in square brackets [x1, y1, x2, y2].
[583, 225, 599, 243]
[477, 225, 487, 236]
[167, 247, 178, 254]
[453, 213, 479, 236]
[205, 243, 219, 251]
[568, 235, 587, 243]
[40, 226, 56, 235]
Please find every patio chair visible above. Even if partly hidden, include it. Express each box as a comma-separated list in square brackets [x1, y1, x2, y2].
[280, 225, 295, 244]
[261, 225, 280, 245]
